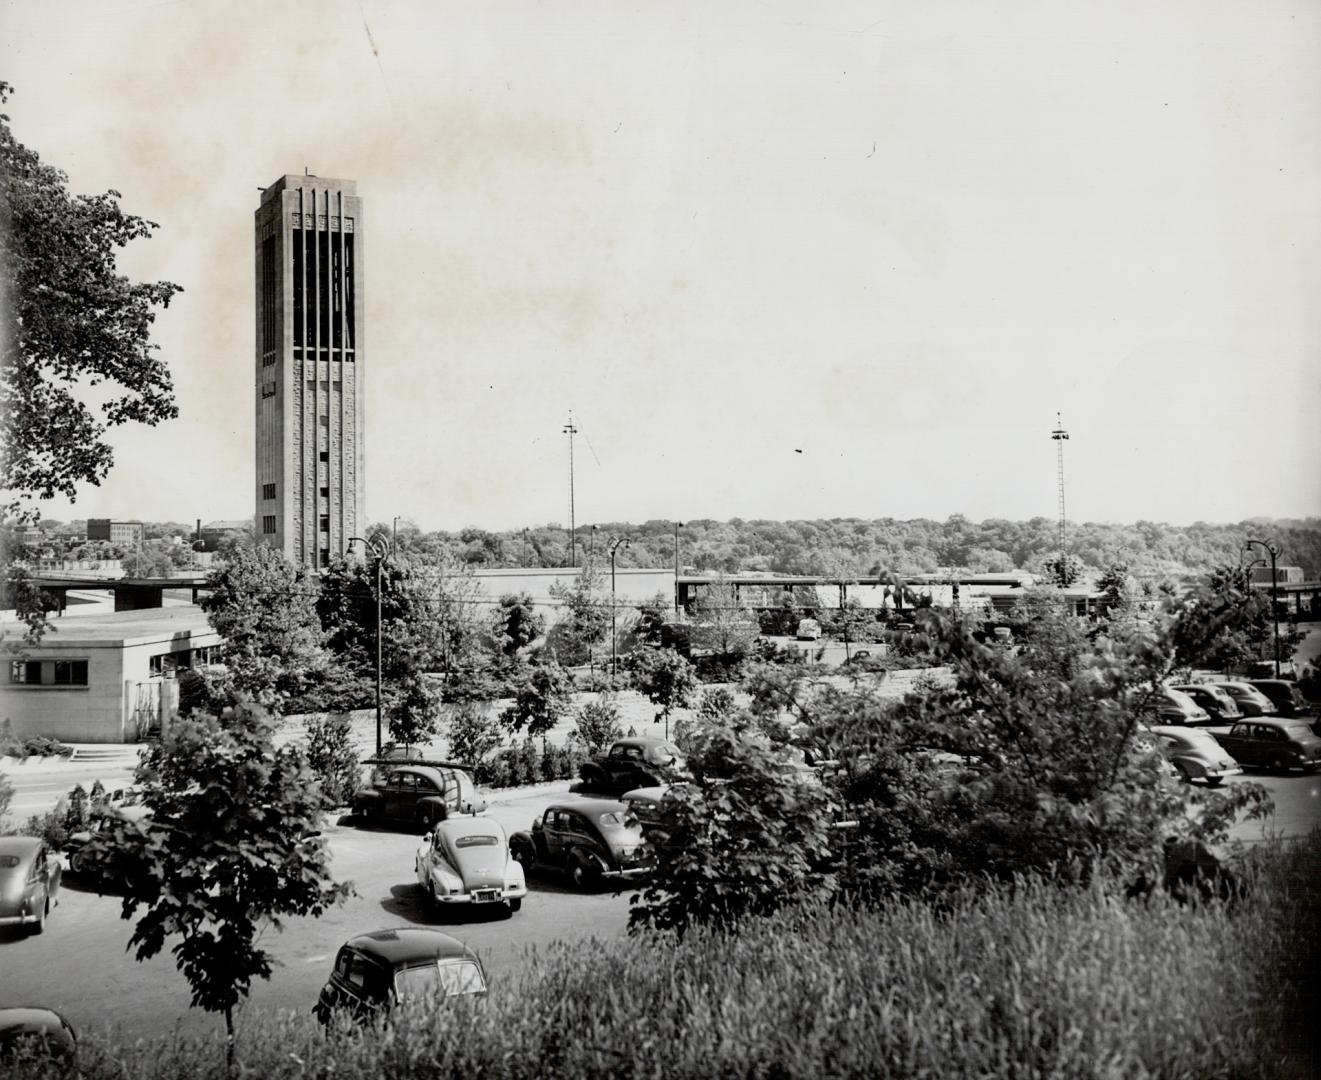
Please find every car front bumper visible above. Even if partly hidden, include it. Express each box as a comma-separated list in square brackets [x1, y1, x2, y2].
[601, 865, 653, 881]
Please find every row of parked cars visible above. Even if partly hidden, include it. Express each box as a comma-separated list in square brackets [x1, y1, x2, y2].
[1151, 676, 1321, 780]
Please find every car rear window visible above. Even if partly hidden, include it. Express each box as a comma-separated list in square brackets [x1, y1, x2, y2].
[454, 835, 498, 848]
[0, 855, 19, 869]
[1284, 724, 1316, 740]
[395, 960, 486, 999]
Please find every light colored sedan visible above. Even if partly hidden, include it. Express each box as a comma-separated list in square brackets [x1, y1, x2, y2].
[1149, 726, 1243, 787]
[0, 836, 61, 934]
[414, 815, 526, 914]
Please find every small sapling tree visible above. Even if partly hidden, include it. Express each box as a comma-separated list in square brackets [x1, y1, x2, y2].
[500, 662, 573, 739]
[627, 646, 698, 739]
[85, 704, 353, 1061]
[446, 701, 503, 769]
[574, 696, 623, 755]
[304, 712, 360, 808]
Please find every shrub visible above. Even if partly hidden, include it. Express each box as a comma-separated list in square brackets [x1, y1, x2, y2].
[446, 701, 502, 769]
[573, 697, 622, 756]
[304, 713, 360, 808]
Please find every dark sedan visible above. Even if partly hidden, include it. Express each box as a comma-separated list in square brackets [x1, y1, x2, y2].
[1214, 719, 1321, 774]
[314, 928, 486, 1025]
[510, 799, 653, 888]
[353, 764, 485, 831]
[0, 837, 60, 935]
[578, 738, 688, 796]
[1248, 679, 1315, 719]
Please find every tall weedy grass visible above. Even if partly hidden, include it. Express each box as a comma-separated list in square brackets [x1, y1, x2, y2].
[13, 833, 1319, 1079]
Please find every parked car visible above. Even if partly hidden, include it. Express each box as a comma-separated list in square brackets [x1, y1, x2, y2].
[796, 618, 822, 641]
[1213, 719, 1321, 774]
[579, 737, 688, 796]
[314, 928, 486, 1026]
[414, 814, 526, 914]
[619, 784, 697, 833]
[0, 1008, 76, 1065]
[1152, 687, 1212, 726]
[353, 764, 485, 831]
[1148, 726, 1243, 786]
[509, 799, 653, 888]
[1168, 684, 1241, 724]
[0, 837, 61, 935]
[1248, 679, 1315, 718]
[1210, 681, 1278, 718]
[64, 787, 151, 876]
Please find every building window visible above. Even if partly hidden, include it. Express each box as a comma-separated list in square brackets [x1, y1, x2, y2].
[319, 451, 329, 463]
[320, 548, 331, 567]
[320, 486, 330, 500]
[9, 659, 87, 686]
[261, 379, 277, 398]
[320, 514, 330, 532]
[192, 646, 218, 666]
[262, 483, 276, 500]
[9, 660, 41, 684]
[262, 515, 276, 534]
[149, 652, 194, 677]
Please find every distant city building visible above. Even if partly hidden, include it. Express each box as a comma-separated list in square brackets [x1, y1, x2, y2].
[254, 174, 364, 572]
[198, 519, 252, 552]
[86, 518, 145, 547]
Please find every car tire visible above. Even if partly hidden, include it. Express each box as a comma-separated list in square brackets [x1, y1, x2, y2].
[570, 854, 599, 890]
[508, 898, 522, 914]
[1269, 753, 1291, 775]
[511, 842, 533, 871]
[428, 881, 440, 910]
[1173, 763, 1192, 784]
[69, 849, 85, 874]
[31, 894, 48, 936]
[1205, 776, 1224, 787]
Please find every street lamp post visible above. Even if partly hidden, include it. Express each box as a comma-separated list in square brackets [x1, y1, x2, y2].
[609, 536, 632, 676]
[673, 520, 683, 613]
[588, 524, 599, 567]
[349, 534, 392, 756]
[1242, 537, 1282, 678]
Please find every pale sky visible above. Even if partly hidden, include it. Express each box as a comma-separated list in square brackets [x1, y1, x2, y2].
[3, 0, 1319, 531]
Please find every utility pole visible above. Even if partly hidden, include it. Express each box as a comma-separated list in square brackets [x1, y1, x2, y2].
[673, 520, 683, 613]
[563, 414, 578, 567]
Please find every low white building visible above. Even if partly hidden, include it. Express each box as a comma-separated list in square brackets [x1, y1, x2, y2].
[1, 605, 220, 743]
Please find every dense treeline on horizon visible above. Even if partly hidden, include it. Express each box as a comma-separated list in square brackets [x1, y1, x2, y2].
[20, 515, 1321, 582]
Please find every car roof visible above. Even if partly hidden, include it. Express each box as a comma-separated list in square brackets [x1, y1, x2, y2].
[1231, 717, 1296, 731]
[548, 798, 630, 817]
[1150, 725, 1215, 740]
[1213, 681, 1260, 691]
[387, 765, 451, 783]
[612, 737, 674, 750]
[1248, 679, 1295, 690]
[344, 928, 478, 966]
[0, 836, 42, 859]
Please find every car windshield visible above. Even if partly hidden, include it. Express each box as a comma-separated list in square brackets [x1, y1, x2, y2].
[453, 835, 498, 848]
[394, 960, 486, 999]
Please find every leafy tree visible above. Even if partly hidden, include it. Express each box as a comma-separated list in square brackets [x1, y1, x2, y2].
[574, 696, 623, 755]
[689, 579, 759, 675]
[387, 672, 442, 753]
[0, 770, 12, 824]
[492, 591, 545, 656]
[547, 565, 611, 667]
[84, 705, 352, 1058]
[627, 647, 698, 738]
[825, 598, 876, 659]
[697, 686, 738, 723]
[200, 546, 328, 712]
[446, 702, 503, 769]
[630, 720, 837, 935]
[0, 564, 55, 648]
[304, 713, 360, 808]
[0, 83, 182, 522]
[500, 662, 573, 738]
[120, 543, 175, 577]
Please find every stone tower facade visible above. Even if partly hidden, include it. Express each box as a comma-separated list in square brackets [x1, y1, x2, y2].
[254, 175, 364, 571]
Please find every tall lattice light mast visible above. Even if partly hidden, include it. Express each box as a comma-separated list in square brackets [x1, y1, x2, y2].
[1051, 413, 1070, 567]
[563, 413, 578, 567]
